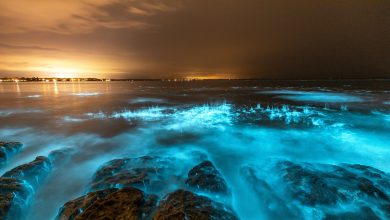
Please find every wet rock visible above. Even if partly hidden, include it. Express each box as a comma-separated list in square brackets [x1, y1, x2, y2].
[2, 156, 51, 187]
[276, 161, 390, 206]
[0, 177, 33, 220]
[56, 187, 157, 220]
[153, 190, 238, 220]
[324, 206, 380, 220]
[48, 148, 75, 166]
[279, 161, 342, 206]
[0, 142, 23, 167]
[241, 166, 302, 219]
[357, 177, 389, 201]
[90, 156, 176, 193]
[246, 160, 390, 219]
[346, 164, 386, 179]
[186, 160, 229, 194]
[382, 204, 390, 217]
[0, 156, 52, 219]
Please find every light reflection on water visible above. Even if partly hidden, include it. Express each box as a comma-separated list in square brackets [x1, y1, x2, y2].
[0, 81, 389, 220]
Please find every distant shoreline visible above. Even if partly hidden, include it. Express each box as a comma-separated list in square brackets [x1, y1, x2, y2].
[0, 77, 389, 83]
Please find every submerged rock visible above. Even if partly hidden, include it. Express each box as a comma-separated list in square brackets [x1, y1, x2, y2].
[48, 148, 75, 166]
[0, 142, 23, 167]
[241, 166, 302, 219]
[153, 189, 238, 220]
[0, 156, 51, 220]
[186, 160, 229, 195]
[0, 178, 33, 220]
[2, 156, 51, 188]
[324, 206, 380, 220]
[90, 156, 177, 193]
[56, 187, 157, 220]
[242, 160, 390, 219]
[277, 161, 390, 205]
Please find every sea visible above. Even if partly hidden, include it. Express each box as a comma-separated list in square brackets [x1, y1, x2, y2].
[0, 80, 389, 219]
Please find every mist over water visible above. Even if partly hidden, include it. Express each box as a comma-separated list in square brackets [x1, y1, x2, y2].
[0, 80, 389, 220]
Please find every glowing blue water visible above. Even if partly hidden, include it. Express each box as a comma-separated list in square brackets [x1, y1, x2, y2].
[0, 81, 389, 219]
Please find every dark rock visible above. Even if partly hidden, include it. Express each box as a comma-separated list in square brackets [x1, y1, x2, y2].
[357, 177, 389, 201]
[153, 190, 238, 220]
[246, 160, 390, 219]
[324, 207, 380, 220]
[56, 187, 157, 220]
[241, 166, 302, 219]
[57, 188, 119, 220]
[277, 161, 390, 206]
[90, 156, 176, 193]
[346, 164, 386, 179]
[48, 148, 75, 166]
[2, 156, 51, 187]
[186, 161, 229, 195]
[0, 156, 52, 219]
[279, 161, 342, 206]
[0, 177, 33, 220]
[0, 142, 23, 167]
[382, 204, 390, 217]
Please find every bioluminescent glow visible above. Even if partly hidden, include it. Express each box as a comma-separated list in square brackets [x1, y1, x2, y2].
[26, 95, 42, 98]
[0, 81, 389, 220]
[128, 97, 166, 104]
[73, 92, 100, 97]
[260, 90, 364, 103]
[111, 106, 167, 121]
[85, 103, 233, 130]
[167, 103, 233, 130]
[0, 109, 42, 117]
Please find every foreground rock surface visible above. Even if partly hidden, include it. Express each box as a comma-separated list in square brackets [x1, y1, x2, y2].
[242, 160, 390, 219]
[2, 156, 51, 187]
[186, 161, 229, 195]
[0, 142, 23, 167]
[57, 187, 157, 220]
[153, 190, 238, 220]
[0, 178, 32, 220]
[90, 156, 177, 193]
[58, 153, 239, 220]
[0, 156, 51, 220]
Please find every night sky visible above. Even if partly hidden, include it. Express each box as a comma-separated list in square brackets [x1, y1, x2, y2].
[0, 0, 389, 79]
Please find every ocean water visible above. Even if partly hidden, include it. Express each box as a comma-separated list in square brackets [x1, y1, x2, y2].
[0, 80, 389, 219]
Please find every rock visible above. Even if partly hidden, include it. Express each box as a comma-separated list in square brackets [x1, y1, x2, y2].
[186, 161, 229, 195]
[324, 206, 380, 220]
[0, 156, 52, 219]
[2, 156, 51, 187]
[57, 188, 118, 220]
[48, 148, 75, 166]
[153, 190, 238, 220]
[276, 161, 390, 206]
[0, 177, 33, 220]
[382, 204, 390, 217]
[245, 160, 390, 219]
[56, 187, 157, 220]
[0, 142, 23, 167]
[357, 177, 389, 201]
[90, 156, 176, 193]
[241, 166, 302, 219]
[278, 161, 342, 206]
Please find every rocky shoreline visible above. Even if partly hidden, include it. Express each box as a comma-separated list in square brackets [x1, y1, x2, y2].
[0, 141, 389, 219]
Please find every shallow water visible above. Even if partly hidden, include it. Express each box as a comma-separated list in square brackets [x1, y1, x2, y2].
[0, 80, 389, 219]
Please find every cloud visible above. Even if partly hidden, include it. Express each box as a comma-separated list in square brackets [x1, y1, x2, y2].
[0, 0, 182, 34]
[0, 43, 67, 52]
[0, 0, 389, 78]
